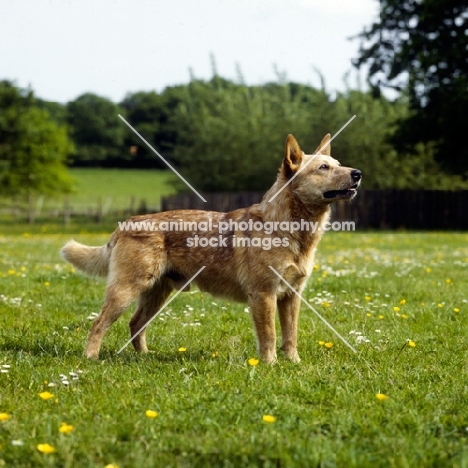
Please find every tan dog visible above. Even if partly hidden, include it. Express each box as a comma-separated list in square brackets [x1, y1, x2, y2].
[61, 135, 361, 362]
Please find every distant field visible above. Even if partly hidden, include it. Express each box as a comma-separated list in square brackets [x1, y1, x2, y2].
[68, 168, 177, 211]
[0, 169, 177, 223]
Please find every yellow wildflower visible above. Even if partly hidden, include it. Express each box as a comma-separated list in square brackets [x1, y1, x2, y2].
[39, 392, 54, 400]
[178, 347, 186, 352]
[0, 413, 10, 421]
[37, 443, 56, 454]
[262, 415, 277, 423]
[376, 393, 388, 401]
[59, 423, 74, 434]
[145, 410, 158, 418]
[324, 342, 333, 349]
[248, 358, 259, 366]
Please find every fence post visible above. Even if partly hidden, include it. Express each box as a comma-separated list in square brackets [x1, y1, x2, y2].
[64, 196, 71, 226]
[28, 193, 35, 224]
[96, 196, 103, 224]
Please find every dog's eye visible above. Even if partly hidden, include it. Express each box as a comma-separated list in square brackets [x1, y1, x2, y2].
[319, 164, 329, 170]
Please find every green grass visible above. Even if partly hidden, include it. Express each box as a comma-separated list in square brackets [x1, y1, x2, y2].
[0, 231, 467, 467]
[68, 168, 177, 211]
[0, 169, 176, 223]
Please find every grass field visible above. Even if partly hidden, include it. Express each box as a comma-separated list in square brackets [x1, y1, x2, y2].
[68, 169, 177, 211]
[0, 169, 176, 222]
[0, 231, 467, 467]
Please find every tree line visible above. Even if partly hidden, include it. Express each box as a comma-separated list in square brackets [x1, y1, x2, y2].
[1, 0, 466, 197]
[1, 74, 466, 198]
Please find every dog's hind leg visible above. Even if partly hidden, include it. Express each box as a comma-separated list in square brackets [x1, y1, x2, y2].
[85, 280, 143, 359]
[248, 291, 277, 364]
[278, 293, 301, 363]
[85, 239, 163, 359]
[129, 278, 173, 353]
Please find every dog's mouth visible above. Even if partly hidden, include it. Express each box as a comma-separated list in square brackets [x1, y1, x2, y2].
[323, 183, 360, 200]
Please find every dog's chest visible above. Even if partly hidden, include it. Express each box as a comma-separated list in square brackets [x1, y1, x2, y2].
[276, 247, 317, 296]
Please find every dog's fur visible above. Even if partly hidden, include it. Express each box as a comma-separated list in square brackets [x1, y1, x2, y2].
[61, 134, 361, 362]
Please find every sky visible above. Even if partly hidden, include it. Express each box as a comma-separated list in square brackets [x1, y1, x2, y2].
[1, 0, 379, 103]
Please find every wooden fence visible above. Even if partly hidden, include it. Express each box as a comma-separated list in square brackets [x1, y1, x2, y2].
[161, 190, 468, 230]
[4, 190, 467, 229]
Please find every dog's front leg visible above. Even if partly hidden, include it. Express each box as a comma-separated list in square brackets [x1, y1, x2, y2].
[278, 293, 301, 363]
[248, 291, 277, 364]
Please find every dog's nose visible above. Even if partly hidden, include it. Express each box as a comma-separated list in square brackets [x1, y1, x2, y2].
[351, 169, 362, 181]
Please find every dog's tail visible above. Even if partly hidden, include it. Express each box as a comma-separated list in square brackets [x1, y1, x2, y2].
[60, 240, 112, 277]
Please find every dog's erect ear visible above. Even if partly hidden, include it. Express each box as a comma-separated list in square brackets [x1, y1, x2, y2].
[283, 134, 303, 175]
[314, 134, 331, 156]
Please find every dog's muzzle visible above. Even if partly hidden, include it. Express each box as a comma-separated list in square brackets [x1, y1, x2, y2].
[323, 168, 362, 200]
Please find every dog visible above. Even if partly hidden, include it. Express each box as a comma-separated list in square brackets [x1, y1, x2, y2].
[61, 134, 361, 363]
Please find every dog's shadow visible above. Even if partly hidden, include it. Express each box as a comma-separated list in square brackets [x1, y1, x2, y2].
[0, 337, 212, 367]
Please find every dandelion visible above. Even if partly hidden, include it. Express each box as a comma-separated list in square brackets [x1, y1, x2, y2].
[376, 393, 388, 401]
[393, 306, 400, 312]
[8, 270, 15, 275]
[399, 299, 406, 305]
[248, 358, 259, 366]
[105, 464, 119, 468]
[39, 391, 54, 400]
[446, 278, 452, 284]
[379, 315, 384, 319]
[145, 410, 158, 418]
[401, 314, 408, 319]
[366, 313, 371, 317]
[37, 443, 56, 454]
[318, 341, 325, 346]
[212, 352, 218, 358]
[408, 340, 416, 347]
[59, 422, 74, 434]
[44, 281, 50, 287]
[324, 342, 333, 349]
[322, 300, 331, 307]
[454, 308, 460, 313]
[0, 413, 10, 421]
[438, 303, 443, 308]
[262, 415, 277, 423]
[365, 296, 371, 301]
[178, 347, 186, 352]
[425, 267, 432, 273]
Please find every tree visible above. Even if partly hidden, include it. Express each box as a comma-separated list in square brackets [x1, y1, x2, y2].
[170, 77, 333, 191]
[0, 81, 74, 197]
[66, 93, 127, 166]
[121, 90, 176, 168]
[353, 0, 468, 175]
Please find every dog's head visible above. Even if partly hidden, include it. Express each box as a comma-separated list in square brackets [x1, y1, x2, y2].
[281, 134, 362, 205]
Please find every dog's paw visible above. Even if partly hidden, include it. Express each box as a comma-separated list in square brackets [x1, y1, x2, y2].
[283, 348, 301, 363]
[261, 350, 278, 365]
[85, 351, 99, 360]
